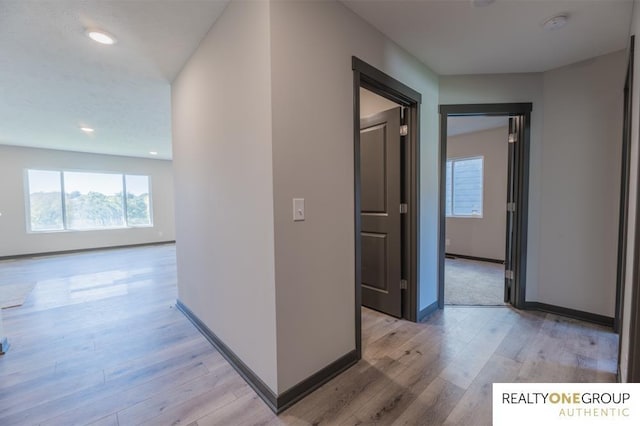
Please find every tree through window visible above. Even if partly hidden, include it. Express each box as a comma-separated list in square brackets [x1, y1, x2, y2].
[26, 169, 152, 231]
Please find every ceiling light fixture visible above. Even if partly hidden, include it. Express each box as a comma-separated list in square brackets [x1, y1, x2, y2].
[86, 29, 117, 45]
[80, 127, 95, 133]
[149, 151, 158, 156]
[471, 0, 495, 7]
[542, 14, 569, 31]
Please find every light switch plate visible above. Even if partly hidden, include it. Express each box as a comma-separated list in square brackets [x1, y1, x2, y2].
[293, 198, 305, 221]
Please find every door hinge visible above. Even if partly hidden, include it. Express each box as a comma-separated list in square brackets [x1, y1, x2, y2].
[400, 279, 408, 290]
[400, 125, 408, 136]
[505, 270, 514, 280]
[507, 202, 516, 212]
[508, 133, 518, 143]
[400, 203, 408, 214]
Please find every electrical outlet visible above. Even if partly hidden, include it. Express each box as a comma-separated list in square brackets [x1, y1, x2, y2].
[445, 238, 451, 246]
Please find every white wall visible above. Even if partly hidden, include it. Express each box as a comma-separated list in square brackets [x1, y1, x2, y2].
[620, 0, 639, 383]
[171, 1, 278, 392]
[440, 73, 544, 301]
[269, 0, 439, 392]
[0, 145, 174, 257]
[539, 50, 625, 316]
[446, 126, 508, 261]
[440, 50, 626, 315]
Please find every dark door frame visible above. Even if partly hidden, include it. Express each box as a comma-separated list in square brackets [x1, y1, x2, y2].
[438, 103, 532, 309]
[352, 57, 422, 358]
[615, 35, 634, 336]
[623, 34, 640, 383]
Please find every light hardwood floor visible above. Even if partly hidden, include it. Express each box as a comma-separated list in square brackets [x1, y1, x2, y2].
[0, 244, 617, 425]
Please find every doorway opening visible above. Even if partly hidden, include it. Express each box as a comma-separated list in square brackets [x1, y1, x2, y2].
[444, 116, 509, 306]
[352, 57, 421, 358]
[439, 104, 532, 310]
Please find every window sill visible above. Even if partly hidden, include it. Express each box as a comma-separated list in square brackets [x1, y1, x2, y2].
[28, 225, 154, 234]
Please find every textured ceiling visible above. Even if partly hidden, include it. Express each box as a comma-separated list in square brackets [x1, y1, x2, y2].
[0, 0, 229, 160]
[343, 0, 633, 75]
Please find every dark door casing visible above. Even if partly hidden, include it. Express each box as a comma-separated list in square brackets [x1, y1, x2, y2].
[438, 103, 532, 310]
[360, 107, 403, 318]
[504, 116, 523, 304]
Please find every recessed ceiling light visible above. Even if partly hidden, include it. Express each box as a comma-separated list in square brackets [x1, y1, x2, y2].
[86, 29, 117, 45]
[80, 127, 95, 133]
[471, 0, 495, 7]
[149, 151, 158, 156]
[542, 14, 569, 31]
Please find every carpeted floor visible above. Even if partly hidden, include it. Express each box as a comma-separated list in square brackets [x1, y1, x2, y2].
[445, 257, 506, 306]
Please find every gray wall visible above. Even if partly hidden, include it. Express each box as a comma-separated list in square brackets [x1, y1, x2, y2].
[172, 0, 279, 392]
[0, 145, 174, 257]
[440, 49, 625, 316]
[269, 0, 439, 392]
[539, 51, 624, 316]
[446, 126, 508, 261]
[173, 0, 440, 395]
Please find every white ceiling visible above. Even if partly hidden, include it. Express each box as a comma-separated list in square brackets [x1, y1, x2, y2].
[0, 0, 229, 160]
[342, 0, 633, 75]
[0, 1, 633, 160]
[448, 116, 509, 137]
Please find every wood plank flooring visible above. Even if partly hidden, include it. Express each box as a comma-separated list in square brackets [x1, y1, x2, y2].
[0, 244, 618, 425]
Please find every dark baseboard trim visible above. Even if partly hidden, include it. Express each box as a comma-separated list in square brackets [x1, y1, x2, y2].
[0, 337, 9, 355]
[176, 300, 278, 411]
[525, 302, 614, 328]
[418, 301, 439, 322]
[176, 299, 358, 413]
[0, 240, 176, 261]
[277, 349, 358, 412]
[445, 253, 504, 264]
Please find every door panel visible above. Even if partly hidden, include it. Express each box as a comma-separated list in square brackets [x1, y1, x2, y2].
[360, 107, 402, 318]
[361, 233, 388, 292]
[361, 125, 387, 213]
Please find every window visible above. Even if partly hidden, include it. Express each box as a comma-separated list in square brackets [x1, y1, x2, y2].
[64, 172, 125, 230]
[125, 175, 152, 226]
[27, 170, 64, 231]
[26, 170, 152, 232]
[445, 156, 483, 217]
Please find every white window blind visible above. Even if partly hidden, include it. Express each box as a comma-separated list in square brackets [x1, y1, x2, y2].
[445, 157, 483, 217]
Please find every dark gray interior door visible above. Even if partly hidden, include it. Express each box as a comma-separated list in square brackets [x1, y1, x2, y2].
[504, 116, 523, 305]
[360, 107, 402, 318]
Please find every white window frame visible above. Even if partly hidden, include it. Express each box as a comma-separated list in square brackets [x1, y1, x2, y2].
[445, 155, 484, 218]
